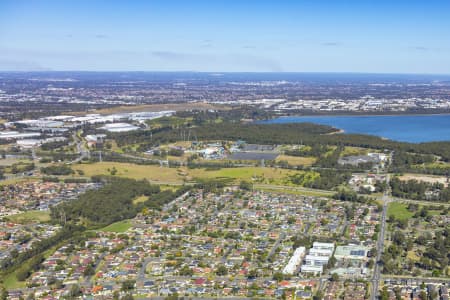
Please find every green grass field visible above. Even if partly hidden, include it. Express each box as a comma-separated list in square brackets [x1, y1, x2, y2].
[2, 271, 27, 289]
[99, 220, 132, 233]
[6, 210, 51, 224]
[387, 202, 414, 221]
[340, 146, 370, 157]
[190, 166, 296, 184]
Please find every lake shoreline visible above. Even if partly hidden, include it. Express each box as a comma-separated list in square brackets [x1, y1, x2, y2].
[261, 114, 450, 143]
[269, 112, 450, 119]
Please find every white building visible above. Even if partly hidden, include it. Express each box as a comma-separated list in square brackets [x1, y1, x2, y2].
[300, 265, 323, 275]
[85, 134, 107, 147]
[0, 131, 41, 140]
[312, 242, 335, 252]
[368, 152, 388, 162]
[304, 254, 330, 266]
[100, 123, 139, 132]
[16, 139, 42, 148]
[334, 245, 369, 261]
[309, 248, 334, 257]
[300, 242, 335, 275]
[282, 247, 305, 275]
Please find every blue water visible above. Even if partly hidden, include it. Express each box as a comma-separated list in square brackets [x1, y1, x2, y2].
[262, 115, 450, 143]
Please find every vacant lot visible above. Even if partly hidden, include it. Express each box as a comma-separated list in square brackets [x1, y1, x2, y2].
[133, 195, 149, 204]
[255, 185, 333, 197]
[189, 166, 295, 184]
[0, 157, 32, 166]
[0, 177, 35, 187]
[340, 146, 371, 157]
[399, 173, 449, 187]
[73, 162, 298, 185]
[387, 202, 414, 221]
[276, 155, 316, 166]
[87, 102, 228, 115]
[73, 162, 185, 183]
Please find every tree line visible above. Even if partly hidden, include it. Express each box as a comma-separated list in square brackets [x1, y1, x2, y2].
[108, 120, 450, 163]
[390, 177, 450, 202]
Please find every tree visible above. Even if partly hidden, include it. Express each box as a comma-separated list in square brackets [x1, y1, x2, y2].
[113, 291, 120, 300]
[26, 293, 35, 300]
[0, 288, 8, 300]
[179, 265, 193, 276]
[164, 293, 179, 300]
[247, 269, 258, 279]
[330, 273, 339, 282]
[110, 166, 118, 175]
[16, 268, 30, 281]
[121, 279, 136, 291]
[215, 264, 228, 276]
[380, 286, 389, 300]
[83, 264, 95, 276]
[418, 291, 427, 300]
[327, 256, 337, 269]
[313, 291, 324, 300]
[239, 180, 252, 191]
[273, 272, 284, 281]
[69, 284, 82, 297]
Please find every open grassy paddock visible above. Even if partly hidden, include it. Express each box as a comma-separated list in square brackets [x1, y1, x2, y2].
[0, 157, 32, 166]
[133, 195, 149, 204]
[275, 154, 316, 166]
[87, 102, 227, 115]
[254, 185, 333, 197]
[340, 146, 371, 157]
[387, 202, 414, 221]
[73, 162, 185, 183]
[99, 220, 132, 233]
[398, 173, 449, 187]
[72, 162, 301, 185]
[0, 177, 36, 187]
[5, 210, 51, 224]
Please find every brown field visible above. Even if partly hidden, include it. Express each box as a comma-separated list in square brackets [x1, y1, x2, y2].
[399, 173, 449, 186]
[275, 155, 316, 166]
[73, 162, 296, 185]
[71, 102, 230, 116]
[0, 157, 32, 166]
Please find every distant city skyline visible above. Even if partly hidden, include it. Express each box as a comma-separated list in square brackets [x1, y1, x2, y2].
[1, 0, 450, 74]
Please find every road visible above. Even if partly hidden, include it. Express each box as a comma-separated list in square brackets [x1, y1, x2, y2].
[382, 275, 450, 284]
[69, 131, 89, 164]
[370, 177, 390, 300]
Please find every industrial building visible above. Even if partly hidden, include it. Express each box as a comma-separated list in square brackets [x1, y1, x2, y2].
[100, 123, 140, 132]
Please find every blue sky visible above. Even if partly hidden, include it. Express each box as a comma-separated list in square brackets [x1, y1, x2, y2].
[0, 0, 449, 73]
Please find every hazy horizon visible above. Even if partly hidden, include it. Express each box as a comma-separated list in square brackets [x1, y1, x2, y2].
[1, 1, 450, 74]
